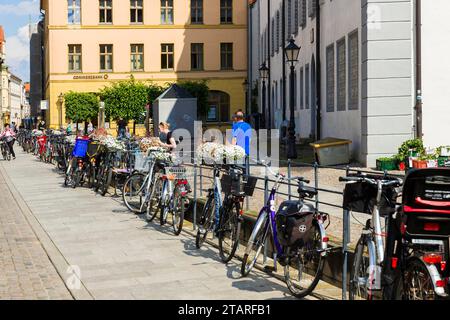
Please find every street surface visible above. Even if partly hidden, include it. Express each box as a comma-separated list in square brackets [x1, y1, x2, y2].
[0, 150, 342, 300]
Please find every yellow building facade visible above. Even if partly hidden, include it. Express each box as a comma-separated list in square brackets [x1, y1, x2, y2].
[40, 0, 248, 130]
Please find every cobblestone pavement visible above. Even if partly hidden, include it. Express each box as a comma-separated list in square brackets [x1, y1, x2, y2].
[0, 164, 72, 300]
[0, 150, 342, 300]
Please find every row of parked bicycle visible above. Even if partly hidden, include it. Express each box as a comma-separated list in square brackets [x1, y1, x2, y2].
[15, 129, 450, 300]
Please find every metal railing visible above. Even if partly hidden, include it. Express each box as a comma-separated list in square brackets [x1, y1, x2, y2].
[184, 155, 405, 300]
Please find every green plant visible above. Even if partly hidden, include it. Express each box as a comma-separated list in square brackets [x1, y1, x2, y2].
[177, 80, 210, 117]
[397, 139, 425, 162]
[100, 79, 149, 122]
[64, 91, 99, 124]
[377, 156, 397, 162]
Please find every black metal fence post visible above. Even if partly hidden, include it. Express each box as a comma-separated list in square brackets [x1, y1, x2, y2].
[288, 159, 292, 200]
[193, 163, 198, 230]
[314, 162, 319, 210]
[342, 208, 350, 300]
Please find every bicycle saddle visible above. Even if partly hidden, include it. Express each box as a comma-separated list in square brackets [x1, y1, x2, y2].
[298, 186, 318, 198]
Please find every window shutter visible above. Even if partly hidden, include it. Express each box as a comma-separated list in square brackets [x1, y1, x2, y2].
[294, 0, 299, 34]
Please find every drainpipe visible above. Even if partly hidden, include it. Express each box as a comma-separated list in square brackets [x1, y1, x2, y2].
[267, 0, 272, 129]
[282, 0, 287, 123]
[315, 0, 322, 140]
[415, 0, 423, 139]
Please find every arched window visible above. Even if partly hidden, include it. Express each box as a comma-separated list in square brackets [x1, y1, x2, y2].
[207, 91, 230, 122]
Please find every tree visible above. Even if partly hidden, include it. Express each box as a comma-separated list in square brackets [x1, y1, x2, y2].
[177, 80, 210, 118]
[100, 79, 148, 123]
[64, 91, 99, 131]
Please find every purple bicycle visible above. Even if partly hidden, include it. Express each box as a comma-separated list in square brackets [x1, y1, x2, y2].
[240, 161, 330, 298]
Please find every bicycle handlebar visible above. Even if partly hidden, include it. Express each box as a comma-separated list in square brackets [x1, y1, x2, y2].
[339, 175, 403, 187]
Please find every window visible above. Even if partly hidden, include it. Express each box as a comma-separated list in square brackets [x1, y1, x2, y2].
[337, 38, 346, 111]
[294, 0, 299, 34]
[348, 31, 359, 110]
[300, 0, 306, 28]
[161, 0, 174, 25]
[326, 44, 335, 112]
[220, 43, 233, 70]
[308, 0, 317, 18]
[300, 67, 304, 109]
[207, 91, 230, 122]
[191, 0, 203, 24]
[130, 0, 143, 23]
[287, 0, 292, 37]
[276, 11, 280, 51]
[305, 64, 310, 109]
[68, 45, 82, 72]
[100, 44, 113, 72]
[131, 44, 144, 71]
[161, 44, 174, 70]
[99, 0, 112, 23]
[191, 43, 204, 71]
[220, 0, 232, 24]
[68, 0, 81, 25]
[271, 18, 275, 56]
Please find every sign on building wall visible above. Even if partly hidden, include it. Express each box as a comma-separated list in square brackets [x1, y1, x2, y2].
[40, 100, 48, 110]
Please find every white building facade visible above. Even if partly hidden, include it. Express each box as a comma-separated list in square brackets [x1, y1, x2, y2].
[249, 0, 449, 166]
[9, 73, 23, 126]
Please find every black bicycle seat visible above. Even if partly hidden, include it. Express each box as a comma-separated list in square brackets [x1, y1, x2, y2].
[298, 186, 318, 198]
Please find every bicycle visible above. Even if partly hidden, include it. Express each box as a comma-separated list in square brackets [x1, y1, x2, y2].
[0, 138, 12, 161]
[340, 173, 403, 300]
[195, 164, 224, 249]
[241, 161, 329, 298]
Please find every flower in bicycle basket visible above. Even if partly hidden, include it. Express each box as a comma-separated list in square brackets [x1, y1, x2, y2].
[224, 145, 246, 162]
[147, 147, 175, 162]
[139, 137, 160, 153]
[65, 135, 76, 145]
[32, 129, 43, 137]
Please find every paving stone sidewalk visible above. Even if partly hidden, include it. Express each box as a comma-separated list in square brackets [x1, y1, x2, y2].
[0, 150, 342, 300]
[0, 164, 72, 300]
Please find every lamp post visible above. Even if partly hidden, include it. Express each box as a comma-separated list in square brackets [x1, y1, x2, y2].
[57, 93, 64, 129]
[259, 63, 269, 129]
[285, 38, 300, 159]
[98, 101, 105, 129]
[145, 103, 151, 137]
[242, 79, 249, 118]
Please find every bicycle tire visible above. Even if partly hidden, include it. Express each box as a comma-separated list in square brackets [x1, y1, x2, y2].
[284, 221, 325, 299]
[122, 173, 146, 213]
[172, 189, 185, 236]
[195, 195, 215, 249]
[100, 168, 113, 196]
[399, 258, 439, 300]
[349, 236, 372, 300]
[146, 176, 163, 222]
[241, 212, 269, 277]
[218, 201, 241, 263]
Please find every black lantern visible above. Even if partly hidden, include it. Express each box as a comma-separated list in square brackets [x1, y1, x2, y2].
[285, 38, 301, 66]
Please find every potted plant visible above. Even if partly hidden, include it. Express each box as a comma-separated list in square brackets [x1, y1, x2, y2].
[397, 139, 425, 169]
[376, 156, 398, 171]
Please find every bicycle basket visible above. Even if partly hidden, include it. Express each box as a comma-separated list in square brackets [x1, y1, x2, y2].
[72, 138, 89, 158]
[276, 201, 315, 248]
[87, 141, 104, 158]
[134, 152, 152, 172]
[166, 166, 187, 180]
[220, 173, 257, 196]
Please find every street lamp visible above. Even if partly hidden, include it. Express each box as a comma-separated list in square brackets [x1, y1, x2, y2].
[285, 38, 300, 159]
[58, 93, 64, 129]
[259, 63, 269, 129]
[242, 79, 249, 117]
[98, 101, 105, 129]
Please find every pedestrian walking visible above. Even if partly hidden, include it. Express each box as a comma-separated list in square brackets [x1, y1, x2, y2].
[0, 124, 16, 159]
[231, 110, 252, 156]
[117, 118, 127, 139]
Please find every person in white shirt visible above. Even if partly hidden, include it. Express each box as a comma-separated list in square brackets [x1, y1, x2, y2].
[0, 124, 17, 159]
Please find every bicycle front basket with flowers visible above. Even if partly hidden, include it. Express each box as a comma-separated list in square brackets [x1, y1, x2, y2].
[196, 142, 246, 166]
[147, 147, 175, 164]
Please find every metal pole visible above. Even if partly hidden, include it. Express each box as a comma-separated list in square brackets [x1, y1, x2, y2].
[199, 165, 203, 197]
[262, 80, 267, 128]
[288, 159, 292, 200]
[314, 162, 319, 210]
[264, 165, 269, 205]
[245, 156, 250, 211]
[342, 208, 350, 300]
[287, 64, 298, 159]
[193, 164, 198, 230]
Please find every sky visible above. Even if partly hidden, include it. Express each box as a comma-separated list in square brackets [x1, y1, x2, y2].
[0, 0, 41, 82]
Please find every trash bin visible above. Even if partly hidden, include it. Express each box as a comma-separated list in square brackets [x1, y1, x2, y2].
[310, 138, 352, 166]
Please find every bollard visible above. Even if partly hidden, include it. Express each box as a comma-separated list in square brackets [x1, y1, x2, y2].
[288, 159, 292, 201]
[193, 164, 198, 231]
[342, 209, 350, 300]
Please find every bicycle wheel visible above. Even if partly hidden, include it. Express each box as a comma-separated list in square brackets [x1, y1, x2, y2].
[100, 168, 113, 196]
[284, 221, 325, 299]
[122, 173, 146, 213]
[241, 212, 269, 277]
[159, 196, 170, 226]
[145, 174, 163, 222]
[349, 236, 372, 300]
[400, 259, 437, 300]
[171, 188, 185, 236]
[195, 195, 215, 249]
[218, 201, 241, 263]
